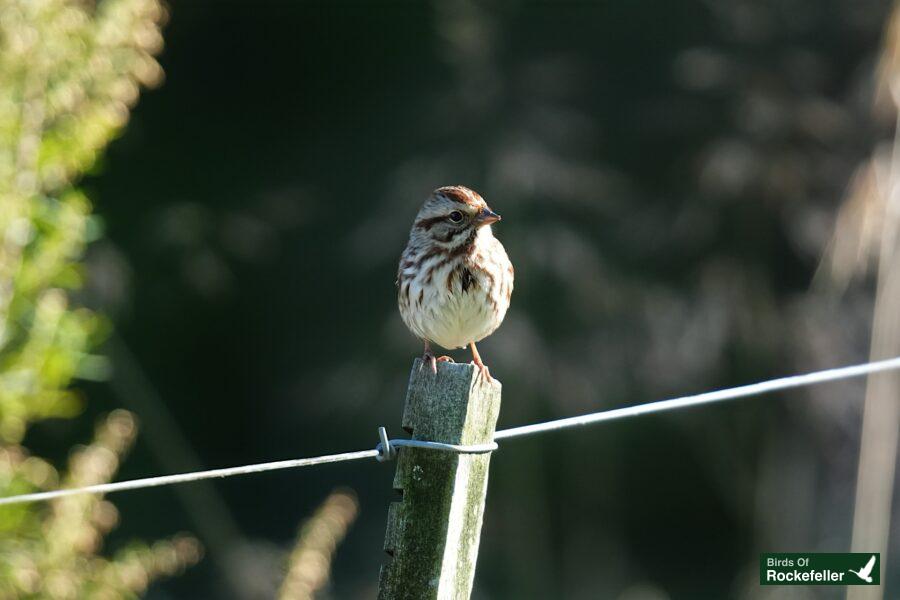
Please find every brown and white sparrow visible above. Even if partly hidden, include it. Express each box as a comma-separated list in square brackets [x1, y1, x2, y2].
[397, 185, 514, 381]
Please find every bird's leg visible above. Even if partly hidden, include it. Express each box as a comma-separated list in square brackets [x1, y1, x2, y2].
[469, 341, 492, 382]
[422, 341, 454, 374]
[423, 340, 437, 374]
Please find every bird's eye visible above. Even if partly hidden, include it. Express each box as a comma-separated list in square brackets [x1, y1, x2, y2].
[448, 211, 464, 223]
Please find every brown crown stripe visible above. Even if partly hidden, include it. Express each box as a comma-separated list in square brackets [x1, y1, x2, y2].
[436, 186, 482, 206]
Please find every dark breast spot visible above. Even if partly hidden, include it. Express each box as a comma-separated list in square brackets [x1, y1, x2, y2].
[461, 268, 476, 293]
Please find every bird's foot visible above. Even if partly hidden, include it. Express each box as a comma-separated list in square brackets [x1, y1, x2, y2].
[423, 353, 454, 374]
[469, 360, 492, 382]
[468, 341, 493, 382]
[423, 351, 437, 374]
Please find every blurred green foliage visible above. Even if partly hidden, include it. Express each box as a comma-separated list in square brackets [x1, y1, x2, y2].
[0, 0, 200, 596]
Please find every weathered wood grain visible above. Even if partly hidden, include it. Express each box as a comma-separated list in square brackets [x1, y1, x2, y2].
[377, 359, 502, 600]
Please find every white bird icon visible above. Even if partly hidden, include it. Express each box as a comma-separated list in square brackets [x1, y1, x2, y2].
[848, 555, 877, 583]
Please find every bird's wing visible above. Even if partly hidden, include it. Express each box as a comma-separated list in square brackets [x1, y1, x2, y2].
[862, 555, 876, 575]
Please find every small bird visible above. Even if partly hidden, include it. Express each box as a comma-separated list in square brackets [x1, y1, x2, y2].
[397, 185, 514, 381]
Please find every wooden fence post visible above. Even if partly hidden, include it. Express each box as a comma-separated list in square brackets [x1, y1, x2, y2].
[378, 358, 502, 600]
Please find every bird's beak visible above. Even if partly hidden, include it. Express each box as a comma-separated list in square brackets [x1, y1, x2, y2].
[476, 207, 501, 226]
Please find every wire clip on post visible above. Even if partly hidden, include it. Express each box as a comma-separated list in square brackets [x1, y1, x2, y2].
[375, 426, 498, 462]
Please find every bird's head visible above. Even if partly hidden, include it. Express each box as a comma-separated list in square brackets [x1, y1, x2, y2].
[411, 185, 501, 247]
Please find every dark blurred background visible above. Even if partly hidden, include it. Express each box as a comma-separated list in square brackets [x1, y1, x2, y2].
[27, 0, 900, 597]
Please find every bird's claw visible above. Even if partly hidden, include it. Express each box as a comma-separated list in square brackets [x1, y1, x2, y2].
[424, 353, 454, 374]
[470, 361, 493, 382]
[423, 351, 438, 374]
